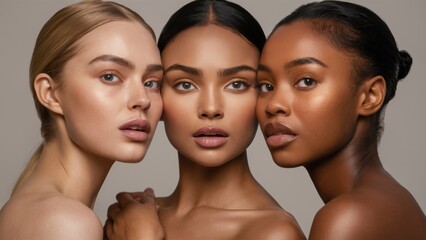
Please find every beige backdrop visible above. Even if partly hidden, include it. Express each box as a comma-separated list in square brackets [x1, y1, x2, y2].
[1, 0, 425, 235]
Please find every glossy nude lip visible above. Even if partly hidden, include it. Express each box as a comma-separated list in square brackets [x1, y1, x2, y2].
[264, 122, 297, 148]
[119, 118, 151, 142]
[193, 127, 229, 148]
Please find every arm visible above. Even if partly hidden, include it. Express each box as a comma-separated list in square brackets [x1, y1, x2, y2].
[104, 188, 164, 240]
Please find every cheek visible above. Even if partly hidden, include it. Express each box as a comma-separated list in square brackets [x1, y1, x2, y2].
[60, 85, 117, 143]
[64, 93, 109, 136]
[146, 93, 163, 127]
[295, 91, 358, 149]
[162, 95, 193, 134]
[227, 94, 258, 140]
[256, 97, 268, 125]
[231, 98, 257, 126]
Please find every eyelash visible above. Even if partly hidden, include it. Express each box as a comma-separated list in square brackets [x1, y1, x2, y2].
[173, 79, 251, 92]
[100, 71, 162, 91]
[295, 77, 317, 89]
[144, 79, 161, 90]
[257, 75, 318, 93]
[225, 80, 250, 91]
[258, 82, 274, 93]
[173, 81, 195, 91]
[100, 72, 120, 83]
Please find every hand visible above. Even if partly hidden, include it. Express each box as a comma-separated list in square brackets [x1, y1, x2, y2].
[104, 188, 164, 240]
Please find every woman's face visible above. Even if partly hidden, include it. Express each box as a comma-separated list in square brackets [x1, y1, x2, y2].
[161, 24, 259, 167]
[256, 21, 360, 168]
[56, 21, 163, 163]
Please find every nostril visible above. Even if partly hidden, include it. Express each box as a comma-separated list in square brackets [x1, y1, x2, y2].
[199, 111, 223, 119]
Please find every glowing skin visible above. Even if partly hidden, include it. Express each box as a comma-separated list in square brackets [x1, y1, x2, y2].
[104, 23, 306, 240]
[161, 24, 258, 167]
[256, 20, 426, 240]
[257, 21, 359, 168]
[0, 20, 163, 240]
[58, 21, 163, 163]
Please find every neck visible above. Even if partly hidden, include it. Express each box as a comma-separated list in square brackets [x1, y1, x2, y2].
[29, 135, 113, 208]
[165, 151, 261, 212]
[305, 120, 384, 203]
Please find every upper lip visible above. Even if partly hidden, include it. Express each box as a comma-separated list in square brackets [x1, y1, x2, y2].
[119, 118, 151, 133]
[193, 127, 229, 137]
[264, 122, 296, 137]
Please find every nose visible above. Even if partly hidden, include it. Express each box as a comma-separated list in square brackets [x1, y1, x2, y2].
[128, 81, 151, 111]
[198, 88, 224, 119]
[264, 90, 290, 118]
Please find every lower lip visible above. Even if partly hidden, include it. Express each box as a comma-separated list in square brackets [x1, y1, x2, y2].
[194, 136, 228, 148]
[266, 134, 296, 148]
[121, 130, 149, 142]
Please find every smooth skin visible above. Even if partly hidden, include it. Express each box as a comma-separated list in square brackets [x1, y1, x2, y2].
[0, 21, 163, 240]
[106, 24, 305, 240]
[256, 20, 426, 240]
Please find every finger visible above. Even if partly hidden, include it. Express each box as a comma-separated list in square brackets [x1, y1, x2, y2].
[128, 191, 146, 202]
[144, 187, 155, 197]
[104, 218, 113, 240]
[116, 192, 136, 207]
[139, 188, 156, 205]
[107, 202, 121, 220]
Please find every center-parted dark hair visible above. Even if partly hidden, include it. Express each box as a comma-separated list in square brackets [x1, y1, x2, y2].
[158, 0, 265, 54]
[272, 0, 413, 141]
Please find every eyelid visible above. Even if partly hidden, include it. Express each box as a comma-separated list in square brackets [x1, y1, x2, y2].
[294, 76, 317, 89]
[256, 78, 274, 92]
[144, 81, 160, 90]
[174, 79, 197, 91]
[225, 79, 251, 91]
[99, 70, 122, 83]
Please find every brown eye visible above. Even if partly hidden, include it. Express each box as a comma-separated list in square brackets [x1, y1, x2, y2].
[259, 83, 274, 92]
[175, 81, 195, 91]
[295, 77, 316, 89]
[226, 80, 248, 91]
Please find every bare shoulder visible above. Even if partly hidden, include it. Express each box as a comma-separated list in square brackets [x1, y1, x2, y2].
[309, 195, 368, 240]
[309, 191, 426, 240]
[240, 209, 306, 240]
[0, 194, 103, 240]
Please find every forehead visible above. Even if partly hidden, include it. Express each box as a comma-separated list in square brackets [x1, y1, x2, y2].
[261, 20, 354, 71]
[161, 24, 258, 68]
[74, 21, 161, 65]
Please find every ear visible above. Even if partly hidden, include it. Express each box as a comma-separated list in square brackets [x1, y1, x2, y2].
[34, 73, 63, 115]
[357, 76, 386, 116]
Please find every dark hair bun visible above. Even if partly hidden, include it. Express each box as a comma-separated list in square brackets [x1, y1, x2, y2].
[397, 50, 413, 80]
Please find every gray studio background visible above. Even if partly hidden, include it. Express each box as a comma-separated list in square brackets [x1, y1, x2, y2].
[1, 0, 425, 235]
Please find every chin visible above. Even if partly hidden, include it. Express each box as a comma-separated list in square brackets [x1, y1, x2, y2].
[113, 150, 148, 164]
[271, 152, 305, 169]
[191, 155, 233, 168]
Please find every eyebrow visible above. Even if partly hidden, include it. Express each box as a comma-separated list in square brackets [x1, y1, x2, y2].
[164, 64, 201, 76]
[143, 64, 164, 78]
[164, 64, 256, 78]
[219, 65, 257, 77]
[284, 57, 328, 69]
[258, 57, 327, 74]
[258, 64, 272, 73]
[89, 54, 135, 69]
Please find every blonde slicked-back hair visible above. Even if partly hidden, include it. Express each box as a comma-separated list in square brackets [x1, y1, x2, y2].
[13, 0, 155, 194]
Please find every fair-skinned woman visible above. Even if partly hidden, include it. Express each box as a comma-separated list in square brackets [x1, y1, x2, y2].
[0, 1, 163, 239]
